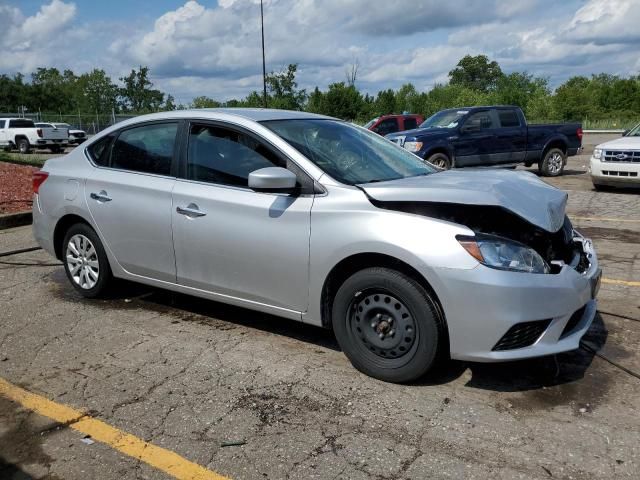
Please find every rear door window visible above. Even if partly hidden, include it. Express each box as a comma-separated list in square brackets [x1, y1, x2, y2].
[403, 118, 418, 130]
[498, 109, 521, 128]
[9, 119, 35, 128]
[87, 134, 115, 167]
[110, 123, 178, 176]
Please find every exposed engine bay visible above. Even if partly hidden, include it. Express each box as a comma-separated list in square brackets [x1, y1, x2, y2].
[371, 200, 590, 274]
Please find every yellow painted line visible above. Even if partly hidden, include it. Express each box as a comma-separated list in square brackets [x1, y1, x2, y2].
[602, 278, 640, 287]
[572, 216, 640, 224]
[0, 377, 230, 480]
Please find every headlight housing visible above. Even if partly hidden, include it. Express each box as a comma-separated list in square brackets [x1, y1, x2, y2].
[457, 234, 550, 274]
[593, 148, 602, 160]
[403, 141, 423, 152]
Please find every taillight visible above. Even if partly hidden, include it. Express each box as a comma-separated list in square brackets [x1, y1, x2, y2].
[577, 127, 583, 141]
[33, 171, 49, 194]
[37, 128, 43, 138]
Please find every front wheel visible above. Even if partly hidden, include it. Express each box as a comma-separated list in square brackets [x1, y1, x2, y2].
[331, 268, 443, 383]
[539, 148, 566, 177]
[62, 223, 113, 298]
[426, 152, 451, 170]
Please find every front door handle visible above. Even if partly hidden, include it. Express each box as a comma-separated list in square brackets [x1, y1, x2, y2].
[90, 191, 112, 202]
[176, 203, 206, 218]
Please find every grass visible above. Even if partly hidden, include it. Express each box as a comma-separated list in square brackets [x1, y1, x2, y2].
[0, 151, 50, 168]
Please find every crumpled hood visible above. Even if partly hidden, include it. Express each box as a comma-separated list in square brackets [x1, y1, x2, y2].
[360, 169, 568, 233]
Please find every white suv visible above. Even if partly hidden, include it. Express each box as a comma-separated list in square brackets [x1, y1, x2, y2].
[590, 122, 640, 189]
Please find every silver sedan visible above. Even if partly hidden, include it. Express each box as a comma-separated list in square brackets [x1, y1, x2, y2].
[32, 109, 601, 383]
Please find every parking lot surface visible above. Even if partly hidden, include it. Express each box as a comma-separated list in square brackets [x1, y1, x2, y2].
[1, 133, 639, 479]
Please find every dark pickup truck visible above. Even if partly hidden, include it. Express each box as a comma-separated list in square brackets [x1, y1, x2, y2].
[386, 106, 582, 176]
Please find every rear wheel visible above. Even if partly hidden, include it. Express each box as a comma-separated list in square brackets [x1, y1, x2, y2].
[331, 267, 443, 383]
[17, 138, 30, 154]
[50, 145, 63, 154]
[539, 148, 566, 176]
[62, 223, 113, 298]
[426, 152, 451, 170]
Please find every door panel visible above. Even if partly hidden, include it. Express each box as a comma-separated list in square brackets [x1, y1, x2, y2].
[85, 170, 176, 281]
[172, 182, 312, 311]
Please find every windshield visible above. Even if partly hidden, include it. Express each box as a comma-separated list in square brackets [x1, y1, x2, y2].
[419, 110, 468, 129]
[626, 122, 640, 137]
[262, 119, 436, 185]
[363, 117, 378, 129]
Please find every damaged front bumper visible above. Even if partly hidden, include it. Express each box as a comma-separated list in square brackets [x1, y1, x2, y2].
[436, 234, 600, 362]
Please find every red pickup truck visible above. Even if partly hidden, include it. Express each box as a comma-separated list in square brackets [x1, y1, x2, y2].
[364, 114, 424, 136]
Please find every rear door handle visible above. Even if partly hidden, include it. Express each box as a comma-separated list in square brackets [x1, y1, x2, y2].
[90, 191, 112, 202]
[176, 203, 206, 218]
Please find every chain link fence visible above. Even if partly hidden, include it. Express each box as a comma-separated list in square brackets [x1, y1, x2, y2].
[0, 112, 139, 135]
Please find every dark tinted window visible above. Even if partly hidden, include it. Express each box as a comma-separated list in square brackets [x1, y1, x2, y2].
[111, 123, 177, 175]
[374, 118, 399, 136]
[403, 118, 418, 130]
[465, 111, 496, 130]
[498, 109, 520, 128]
[87, 134, 115, 167]
[187, 124, 284, 187]
[9, 119, 35, 128]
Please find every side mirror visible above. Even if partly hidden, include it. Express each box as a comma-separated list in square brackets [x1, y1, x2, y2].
[248, 167, 297, 192]
[461, 123, 480, 134]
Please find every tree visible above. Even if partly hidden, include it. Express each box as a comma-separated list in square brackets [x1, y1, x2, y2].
[29, 67, 76, 113]
[75, 69, 118, 114]
[449, 55, 503, 92]
[321, 82, 363, 120]
[553, 76, 593, 121]
[265, 64, 307, 110]
[118, 66, 165, 113]
[191, 96, 221, 109]
[345, 58, 359, 87]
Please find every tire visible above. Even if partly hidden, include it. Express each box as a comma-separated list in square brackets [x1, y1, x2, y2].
[539, 148, 566, 177]
[592, 182, 608, 192]
[331, 267, 443, 383]
[426, 152, 451, 170]
[62, 223, 113, 298]
[17, 138, 30, 154]
[50, 145, 63, 154]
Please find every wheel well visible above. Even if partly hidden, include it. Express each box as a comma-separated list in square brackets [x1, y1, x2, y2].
[53, 214, 91, 260]
[543, 140, 567, 157]
[424, 148, 449, 161]
[14, 135, 28, 144]
[320, 253, 448, 345]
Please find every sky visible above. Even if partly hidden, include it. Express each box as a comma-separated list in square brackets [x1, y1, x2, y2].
[1, 0, 639, 105]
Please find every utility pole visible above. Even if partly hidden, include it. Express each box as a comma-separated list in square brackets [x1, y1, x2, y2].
[260, 0, 267, 108]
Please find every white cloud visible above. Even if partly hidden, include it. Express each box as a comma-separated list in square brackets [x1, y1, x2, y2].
[564, 0, 640, 45]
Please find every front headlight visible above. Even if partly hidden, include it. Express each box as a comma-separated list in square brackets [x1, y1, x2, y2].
[457, 234, 550, 274]
[593, 148, 602, 159]
[403, 141, 423, 152]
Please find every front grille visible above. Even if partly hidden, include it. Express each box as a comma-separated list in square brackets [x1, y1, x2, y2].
[560, 306, 586, 339]
[73, 132, 85, 138]
[603, 150, 640, 163]
[601, 170, 638, 177]
[492, 319, 552, 351]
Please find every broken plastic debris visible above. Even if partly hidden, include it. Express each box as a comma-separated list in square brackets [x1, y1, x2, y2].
[81, 436, 95, 445]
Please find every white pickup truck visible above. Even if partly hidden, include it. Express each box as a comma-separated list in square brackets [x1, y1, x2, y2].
[0, 118, 69, 153]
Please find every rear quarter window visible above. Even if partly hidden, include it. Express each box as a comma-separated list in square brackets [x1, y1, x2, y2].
[87, 134, 115, 167]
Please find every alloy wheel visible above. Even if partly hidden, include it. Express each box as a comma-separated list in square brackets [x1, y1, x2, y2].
[66, 234, 100, 290]
[548, 152, 563, 174]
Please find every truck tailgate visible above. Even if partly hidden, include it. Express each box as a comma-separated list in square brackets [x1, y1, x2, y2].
[40, 127, 68, 141]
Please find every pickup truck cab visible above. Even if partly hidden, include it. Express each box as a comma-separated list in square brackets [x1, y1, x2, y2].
[386, 106, 582, 176]
[365, 114, 424, 137]
[0, 118, 68, 154]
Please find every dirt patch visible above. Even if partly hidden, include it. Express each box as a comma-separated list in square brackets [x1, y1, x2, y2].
[0, 161, 37, 214]
[578, 226, 640, 244]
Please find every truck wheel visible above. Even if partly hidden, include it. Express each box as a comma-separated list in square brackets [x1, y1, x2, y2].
[50, 145, 63, 154]
[426, 152, 451, 170]
[539, 148, 565, 177]
[331, 267, 443, 383]
[17, 138, 31, 154]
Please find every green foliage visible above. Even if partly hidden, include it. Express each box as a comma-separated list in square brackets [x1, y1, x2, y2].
[118, 66, 165, 113]
[449, 55, 503, 92]
[190, 96, 222, 109]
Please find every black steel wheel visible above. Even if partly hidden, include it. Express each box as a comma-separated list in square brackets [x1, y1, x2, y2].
[332, 267, 443, 383]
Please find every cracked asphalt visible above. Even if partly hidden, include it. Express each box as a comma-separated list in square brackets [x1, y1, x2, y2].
[1, 133, 639, 479]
